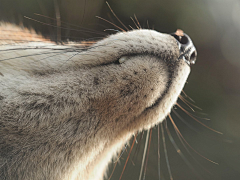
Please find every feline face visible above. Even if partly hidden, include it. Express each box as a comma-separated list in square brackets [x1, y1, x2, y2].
[0, 26, 197, 180]
[83, 29, 197, 180]
[84, 29, 197, 134]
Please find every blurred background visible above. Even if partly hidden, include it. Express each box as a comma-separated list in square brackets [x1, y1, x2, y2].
[0, 0, 240, 179]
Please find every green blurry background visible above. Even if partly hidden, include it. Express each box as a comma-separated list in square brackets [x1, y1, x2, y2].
[1, 0, 240, 179]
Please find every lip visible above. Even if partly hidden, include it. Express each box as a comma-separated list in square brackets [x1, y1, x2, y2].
[170, 30, 197, 66]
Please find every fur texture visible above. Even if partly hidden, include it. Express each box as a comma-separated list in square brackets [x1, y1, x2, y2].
[0, 24, 191, 180]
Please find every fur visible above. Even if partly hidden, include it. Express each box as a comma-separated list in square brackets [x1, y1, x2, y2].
[0, 23, 190, 180]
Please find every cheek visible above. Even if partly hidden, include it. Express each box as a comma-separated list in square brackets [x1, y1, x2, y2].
[91, 56, 169, 122]
[119, 56, 169, 107]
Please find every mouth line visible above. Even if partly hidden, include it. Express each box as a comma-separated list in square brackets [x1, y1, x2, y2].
[143, 62, 178, 114]
[142, 46, 193, 119]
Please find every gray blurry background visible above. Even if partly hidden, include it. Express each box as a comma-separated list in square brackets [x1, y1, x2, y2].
[0, 0, 240, 179]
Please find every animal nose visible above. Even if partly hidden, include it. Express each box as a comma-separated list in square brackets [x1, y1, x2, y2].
[171, 30, 197, 66]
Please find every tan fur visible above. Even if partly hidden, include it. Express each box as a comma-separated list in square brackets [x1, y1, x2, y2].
[0, 22, 51, 45]
[0, 24, 191, 180]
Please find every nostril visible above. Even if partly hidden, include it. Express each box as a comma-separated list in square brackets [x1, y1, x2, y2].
[190, 50, 197, 64]
[179, 35, 189, 45]
[170, 29, 197, 66]
[190, 51, 197, 60]
[171, 34, 189, 45]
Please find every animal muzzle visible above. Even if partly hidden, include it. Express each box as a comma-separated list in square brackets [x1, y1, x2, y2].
[171, 29, 197, 66]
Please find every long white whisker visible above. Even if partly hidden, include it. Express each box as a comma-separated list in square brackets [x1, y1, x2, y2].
[157, 125, 161, 180]
[139, 129, 150, 180]
[161, 122, 173, 180]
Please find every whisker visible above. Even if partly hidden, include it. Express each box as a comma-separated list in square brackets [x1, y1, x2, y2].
[33, 14, 106, 40]
[161, 122, 173, 180]
[178, 96, 195, 112]
[80, 0, 87, 25]
[0, 36, 102, 44]
[179, 95, 202, 111]
[181, 90, 195, 102]
[176, 103, 222, 134]
[131, 131, 145, 165]
[175, 100, 210, 120]
[130, 17, 140, 29]
[134, 14, 142, 29]
[157, 125, 161, 180]
[167, 115, 203, 179]
[171, 110, 217, 176]
[96, 16, 126, 32]
[172, 109, 200, 133]
[168, 114, 211, 177]
[128, 25, 135, 30]
[168, 114, 219, 165]
[108, 152, 122, 180]
[143, 128, 152, 180]
[104, 29, 120, 32]
[176, 102, 210, 121]
[24, 16, 106, 36]
[53, 0, 61, 43]
[146, 20, 150, 29]
[139, 129, 150, 180]
[0, 49, 66, 62]
[172, 109, 221, 146]
[34, 13, 97, 33]
[119, 135, 137, 180]
[29, 51, 78, 70]
[106, 1, 129, 31]
[59, 51, 81, 68]
[0, 38, 122, 61]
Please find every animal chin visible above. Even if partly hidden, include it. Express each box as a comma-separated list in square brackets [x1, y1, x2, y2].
[135, 55, 191, 131]
[143, 30, 197, 115]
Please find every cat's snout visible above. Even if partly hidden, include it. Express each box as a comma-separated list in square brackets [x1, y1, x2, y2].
[171, 29, 197, 66]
